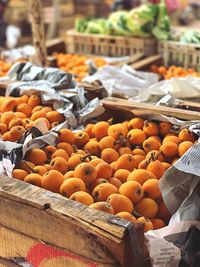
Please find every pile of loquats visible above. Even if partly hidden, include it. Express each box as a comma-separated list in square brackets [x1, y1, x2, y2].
[0, 94, 65, 142]
[12, 118, 197, 232]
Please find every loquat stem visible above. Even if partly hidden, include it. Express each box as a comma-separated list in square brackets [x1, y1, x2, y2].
[107, 117, 114, 125]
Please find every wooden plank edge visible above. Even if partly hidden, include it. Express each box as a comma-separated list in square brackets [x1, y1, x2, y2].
[102, 97, 200, 121]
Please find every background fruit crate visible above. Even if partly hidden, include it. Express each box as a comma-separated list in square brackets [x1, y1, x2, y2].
[66, 30, 157, 57]
[158, 41, 200, 70]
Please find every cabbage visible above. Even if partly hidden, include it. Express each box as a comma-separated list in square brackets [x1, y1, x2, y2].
[109, 11, 132, 36]
[152, 0, 170, 40]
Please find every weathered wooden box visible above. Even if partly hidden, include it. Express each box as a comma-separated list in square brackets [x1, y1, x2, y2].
[1, 98, 200, 267]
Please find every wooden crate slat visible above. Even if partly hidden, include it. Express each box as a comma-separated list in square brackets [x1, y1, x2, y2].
[159, 40, 200, 69]
[66, 30, 157, 57]
[101, 97, 200, 121]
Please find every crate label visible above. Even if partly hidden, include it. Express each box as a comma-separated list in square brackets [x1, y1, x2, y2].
[26, 243, 99, 267]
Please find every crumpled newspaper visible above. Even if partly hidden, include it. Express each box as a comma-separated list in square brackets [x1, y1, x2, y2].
[5, 62, 105, 129]
[84, 65, 158, 101]
[149, 76, 200, 99]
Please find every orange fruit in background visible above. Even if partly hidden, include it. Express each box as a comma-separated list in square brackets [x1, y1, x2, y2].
[147, 160, 165, 179]
[26, 148, 47, 165]
[159, 121, 172, 136]
[132, 148, 146, 156]
[56, 142, 73, 156]
[163, 135, 181, 145]
[75, 131, 90, 148]
[96, 161, 113, 180]
[50, 157, 68, 174]
[0, 123, 7, 135]
[127, 129, 146, 145]
[92, 183, 118, 202]
[118, 146, 132, 156]
[143, 138, 161, 153]
[108, 123, 127, 140]
[162, 162, 171, 171]
[70, 191, 94, 206]
[46, 111, 64, 124]
[9, 126, 25, 142]
[89, 202, 114, 215]
[115, 212, 136, 223]
[68, 155, 84, 170]
[84, 140, 100, 156]
[1, 98, 18, 112]
[64, 171, 74, 180]
[128, 117, 144, 130]
[57, 129, 75, 144]
[90, 158, 104, 167]
[178, 128, 195, 142]
[31, 110, 46, 121]
[15, 112, 27, 119]
[42, 107, 52, 113]
[74, 162, 97, 184]
[32, 105, 43, 113]
[107, 193, 134, 214]
[34, 165, 48, 176]
[127, 169, 151, 185]
[42, 170, 64, 193]
[60, 178, 86, 197]
[24, 173, 42, 187]
[8, 117, 23, 130]
[115, 154, 135, 171]
[160, 142, 178, 157]
[99, 136, 116, 150]
[101, 148, 119, 164]
[90, 178, 108, 191]
[143, 121, 159, 137]
[12, 169, 28, 181]
[178, 141, 193, 157]
[137, 217, 153, 232]
[135, 198, 158, 219]
[132, 155, 146, 168]
[114, 169, 130, 183]
[108, 177, 122, 189]
[20, 94, 29, 103]
[44, 146, 57, 159]
[146, 150, 165, 162]
[16, 103, 32, 117]
[92, 121, 109, 140]
[142, 179, 162, 200]
[119, 181, 143, 203]
[51, 148, 69, 161]
[84, 123, 94, 138]
[138, 159, 149, 170]
[1, 111, 16, 125]
[22, 118, 33, 129]
[27, 94, 41, 108]
[150, 218, 166, 230]
[148, 171, 158, 179]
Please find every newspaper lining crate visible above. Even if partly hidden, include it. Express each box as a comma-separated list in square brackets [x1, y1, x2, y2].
[66, 30, 157, 57]
[159, 41, 200, 70]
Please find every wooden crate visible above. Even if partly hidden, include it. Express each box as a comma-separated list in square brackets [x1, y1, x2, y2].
[159, 41, 200, 70]
[1, 97, 200, 267]
[66, 30, 157, 57]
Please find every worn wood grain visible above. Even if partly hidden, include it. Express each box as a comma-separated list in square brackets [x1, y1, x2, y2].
[0, 175, 145, 266]
[102, 97, 200, 121]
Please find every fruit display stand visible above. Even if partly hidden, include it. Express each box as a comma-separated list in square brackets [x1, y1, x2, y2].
[1, 97, 200, 267]
[158, 41, 200, 70]
[66, 30, 157, 57]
